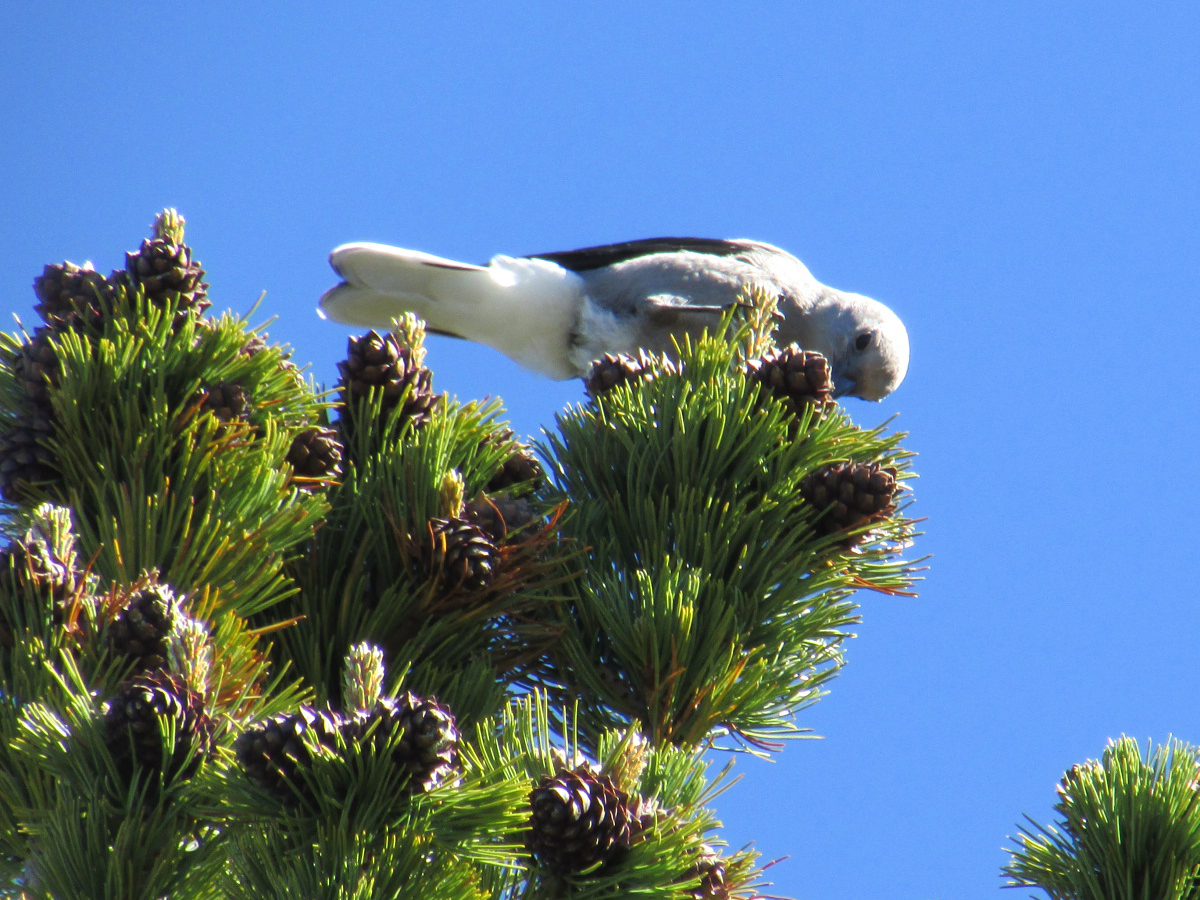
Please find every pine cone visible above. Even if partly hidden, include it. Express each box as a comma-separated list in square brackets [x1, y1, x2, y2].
[239, 332, 268, 358]
[464, 495, 535, 543]
[0, 537, 77, 647]
[746, 345, 834, 419]
[238, 332, 300, 372]
[195, 382, 250, 423]
[32, 262, 111, 331]
[338, 330, 437, 430]
[799, 460, 899, 545]
[424, 516, 498, 592]
[14, 327, 62, 408]
[108, 583, 179, 673]
[357, 692, 459, 794]
[528, 766, 638, 874]
[0, 331, 61, 503]
[483, 433, 544, 492]
[123, 236, 210, 317]
[235, 706, 346, 804]
[488, 450, 544, 492]
[103, 669, 214, 784]
[584, 350, 670, 399]
[0, 409, 58, 503]
[286, 426, 343, 479]
[683, 846, 731, 900]
[1054, 762, 1104, 839]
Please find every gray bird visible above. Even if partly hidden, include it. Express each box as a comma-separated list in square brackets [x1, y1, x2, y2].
[319, 237, 909, 400]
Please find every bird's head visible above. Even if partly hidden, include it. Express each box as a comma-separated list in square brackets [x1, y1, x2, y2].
[811, 291, 910, 401]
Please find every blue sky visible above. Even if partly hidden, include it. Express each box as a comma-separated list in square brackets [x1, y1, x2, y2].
[3, 3, 1198, 897]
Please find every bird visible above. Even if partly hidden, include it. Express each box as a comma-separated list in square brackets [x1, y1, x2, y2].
[319, 237, 909, 400]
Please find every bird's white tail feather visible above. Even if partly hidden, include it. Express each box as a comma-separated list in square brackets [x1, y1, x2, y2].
[319, 284, 426, 329]
[319, 242, 585, 379]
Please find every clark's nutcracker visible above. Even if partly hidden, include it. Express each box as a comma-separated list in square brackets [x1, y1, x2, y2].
[319, 237, 909, 400]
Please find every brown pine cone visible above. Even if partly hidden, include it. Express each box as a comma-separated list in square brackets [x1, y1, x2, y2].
[108, 583, 179, 673]
[235, 706, 348, 804]
[528, 766, 638, 875]
[338, 330, 437, 429]
[799, 460, 899, 545]
[33, 262, 111, 331]
[195, 382, 251, 423]
[464, 495, 536, 543]
[123, 236, 210, 317]
[14, 327, 62, 407]
[0, 409, 59, 503]
[482, 432, 544, 492]
[286, 426, 343, 480]
[584, 350, 673, 399]
[423, 516, 498, 593]
[103, 669, 215, 785]
[745, 345, 834, 419]
[355, 692, 460, 795]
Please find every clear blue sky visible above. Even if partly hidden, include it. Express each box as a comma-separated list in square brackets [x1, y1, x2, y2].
[3, 3, 1197, 897]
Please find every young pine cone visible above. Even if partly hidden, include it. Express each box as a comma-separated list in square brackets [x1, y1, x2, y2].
[0, 536, 78, 647]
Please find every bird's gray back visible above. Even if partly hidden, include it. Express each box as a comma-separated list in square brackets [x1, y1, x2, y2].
[565, 240, 820, 318]
[542, 239, 827, 366]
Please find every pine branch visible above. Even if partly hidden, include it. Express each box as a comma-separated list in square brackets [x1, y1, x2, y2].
[537, 313, 919, 749]
[0, 212, 926, 899]
[277, 323, 570, 723]
[1005, 736, 1200, 900]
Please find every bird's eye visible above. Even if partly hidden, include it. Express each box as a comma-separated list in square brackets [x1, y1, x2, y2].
[854, 332, 873, 352]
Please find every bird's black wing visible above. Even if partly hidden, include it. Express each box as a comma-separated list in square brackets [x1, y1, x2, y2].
[526, 237, 753, 272]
